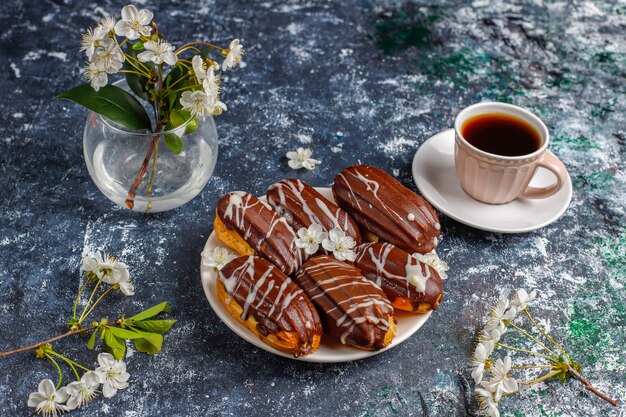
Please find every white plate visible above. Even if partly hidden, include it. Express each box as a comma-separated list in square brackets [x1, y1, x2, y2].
[412, 129, 573, 233]
[200, 188, 433, 363]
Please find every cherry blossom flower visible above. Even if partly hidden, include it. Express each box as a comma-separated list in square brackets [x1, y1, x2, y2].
[92, 39, 124, 73]
[192, 55, 221, 98]
[510, 289, 537, 313]
[222, 39, 243, 70]
[322, 227, 356, 262]
[478, 326, 504, 344]
[207, 95, 227, 116]
[27, 379, 70, 416]
[80, 28, 101, 59]
[202, 247, 236, 271]
[475, 387, 500, 417]
[470, 341, 494, 384]
[94, 16, 116, 39]
[138, 40, 177, 66]
[180, 90, 213, 119]
[114, 5, 153, 40]
[413, 250, 449, 279]
[85, 62, 109, 92]
[66, 371, 100, 409]
[286, 148, 321, 170]
[94, 353, 130, 398]
[82, 251, 133, 295]
[485, 299, 516, 332]
[295, 224, 328, 255]
[482, 356, 518, 401]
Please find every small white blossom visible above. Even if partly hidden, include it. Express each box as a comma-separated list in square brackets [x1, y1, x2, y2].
[138, 40, 177, 66]
[85, 62, 109, 91]
[66, 371, 100, 410]
[222, 38, 243, 70]
[322, 227, 356, 262]
[82, 251, 133, 294]
[207, 95, 227, 116]
[412, 250, 449, 279]
[475, 388, 500, 417]
[286, 147, 321, 170]
[482, 356, 518, 401]
[470, 341, 493, 384]
[94, 353, 130, 398]
[114, 4, 153, 40]
[295, 224, 328, 255]
[192, 55, 221, 98]
[27, 379, 70, 416]
[478, 326, 504, 344]
[180, 90, 213, 119]
[202, 247, 236, 271]
[94, 16, 116, 39]
[510, 289, 537, 313]
[80, 28, 102, 59]
[485, 299, 516, 332]
[92, 38, 124, 73]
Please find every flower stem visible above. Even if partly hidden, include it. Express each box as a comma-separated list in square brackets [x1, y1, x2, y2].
[145, 139, 160, 213]
[175, 45, 202, 55]
[45, 354, 63, 389]
[72, 277, 91, 320]
[0, 325, 98, 357]
[511, 365, 554, 369]
[49, 351, 81, 380]
[77, 278, 103, 323]
[567, 365, 619, 407]
[124, 52, 151, 74]
[175, 41, 224, 54]
[519, 370, 561, 385]
[79, 287, 115, 324]
[508, 321, 560, 358]
[497, 343, 558, 363]
[118, 69, 150, 78]
[524, 308, 571, 361]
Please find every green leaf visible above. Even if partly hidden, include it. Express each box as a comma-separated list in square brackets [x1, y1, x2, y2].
[164, 64, 187, 110]
[132, 319, 177, 334]
[87, 330, 97, 350]
[124, 45, 152, 102]
[54, 84, 152, 131]
[184, 116, 198, 135]
[164, 133, 184, 154]
[200, 47, 213, 60]
[133, 332, 163, 354]
[109, 326, 144, 339]
[132, 41, 145, 50]
[129, 301, 171, 322]
[104, 329, 126, 360]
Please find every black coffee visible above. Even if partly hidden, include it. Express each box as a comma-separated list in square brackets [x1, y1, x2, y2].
[461, 113, 541, 156]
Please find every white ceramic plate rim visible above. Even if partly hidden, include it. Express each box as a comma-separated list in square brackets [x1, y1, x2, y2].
[200, 187, 433, 363]
[412, 129, 573, 233]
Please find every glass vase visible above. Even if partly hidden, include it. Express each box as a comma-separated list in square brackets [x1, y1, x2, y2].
[83, 95, 218, 213]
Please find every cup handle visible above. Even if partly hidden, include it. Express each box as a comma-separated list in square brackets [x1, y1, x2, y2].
[521, 150, 568, 199]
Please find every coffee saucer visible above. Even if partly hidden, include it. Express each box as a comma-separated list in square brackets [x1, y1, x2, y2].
[412, 129, 572, 233]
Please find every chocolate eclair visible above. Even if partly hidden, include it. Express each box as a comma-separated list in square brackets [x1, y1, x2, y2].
[218, 256, 323, 357]
[215, 191, 304, 275]
[354, 242, 443, 313]
[294, 255, 396, 350]
[332, 165, 440, 254]
[267, 179, 362, 245]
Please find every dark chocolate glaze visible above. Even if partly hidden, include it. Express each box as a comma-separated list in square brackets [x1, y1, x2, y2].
[267, 179, 362, 245]
[354, 242, 443, 311]
[332, 165, 441, 254]
[219, 256, 322, 357]
[216, 191, 303, 275]
[294, 255, 395, 350]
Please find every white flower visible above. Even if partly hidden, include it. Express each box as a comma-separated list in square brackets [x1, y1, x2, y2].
[478, 326, 504, 344]
[469, 341, 493, 384]
[92, 38, 124, 73]
[207, 95, 227, 116]
[192, 55, 221, 98]
[322, 227, 356, 262]
[94, 353, 130, 398]
[138, 40, 177, 66]
[66, 371, 100, 410]
[295, 224, 328, 255]
[82, 251, 133, 294]
[221, 39, 243, 70]
[180, 90, 213, 119]
[80, 28, 102, 59]
[286, 147, 321, 170]
[482, 356, 518, 401]
[85, 62, 108, 92]
[475, 388, 500, 417]
[116, 270, 135, 296]
[94, 16, 116, 39]
[202, 247, 236, 271]
[114, 4, 153, 40]
[485, 299, 516, 332]
[510, 289, 537, 313]
[27, 379, 70, 416]
[412, 250, 449, 279]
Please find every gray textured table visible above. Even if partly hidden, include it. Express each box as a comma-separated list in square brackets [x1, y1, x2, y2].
[1, 1, 624, 416]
